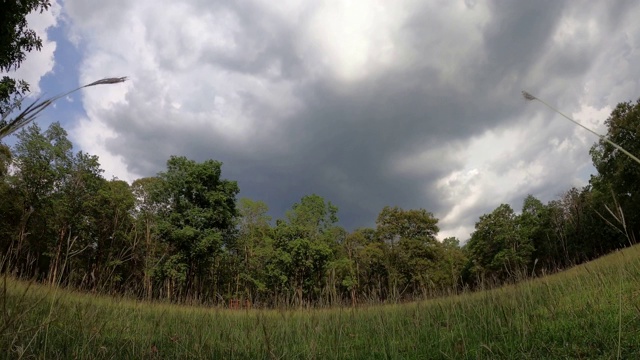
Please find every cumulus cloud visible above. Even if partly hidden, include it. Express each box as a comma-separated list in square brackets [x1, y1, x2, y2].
[62, 0, 640, 240]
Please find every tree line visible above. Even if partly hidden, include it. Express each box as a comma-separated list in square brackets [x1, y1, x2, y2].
[2, 0, 640, 307]
[0, 123, 464, 306]
[0, 99, 639, 307]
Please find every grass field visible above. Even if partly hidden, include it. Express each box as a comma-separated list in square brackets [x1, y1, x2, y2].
[2, 245, 640, 359]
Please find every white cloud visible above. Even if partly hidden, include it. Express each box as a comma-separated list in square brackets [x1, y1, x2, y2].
[431, 96, 617, 241]
[433, 109, 601, 241]
[71, 115, 139, 182]
[59, 0, 640, 237]
[303, 1, 404, 82]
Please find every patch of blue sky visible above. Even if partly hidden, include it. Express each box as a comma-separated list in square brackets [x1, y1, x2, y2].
[36, 21, 83, 132]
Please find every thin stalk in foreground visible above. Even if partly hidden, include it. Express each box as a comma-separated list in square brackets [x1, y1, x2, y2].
[0, 77, 128, 140]
[522, 91, 640, 166]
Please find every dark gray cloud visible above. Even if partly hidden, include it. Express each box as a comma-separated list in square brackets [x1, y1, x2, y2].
[66, 0, 640, 240]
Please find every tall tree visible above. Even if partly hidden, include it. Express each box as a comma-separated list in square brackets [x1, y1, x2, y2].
[85, 179, 136, 291]
[235, 198, 272, 302]
[375, 206, 440, 298]
[518, 195, 554, 272]
[466, 204, 533, 282]
[590, 98, 640, 242]
[10, 122, 73, 278]
[285, 194, 338, 239]
[48, 149, 104, 286]
[554, 187, 622, 264]
[155, 156, 239, 301]
[436, 237, 467, 291]
[0, 0, 51, 117]
[0, 145, 21, 269]
[131, 177, 164, 299]
[274, 194, 339, 305]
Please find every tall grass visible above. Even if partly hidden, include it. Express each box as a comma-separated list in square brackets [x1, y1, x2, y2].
[2, 243, 640, 359]
[522, 91, 640, 166]
[0, 77, 127, 140]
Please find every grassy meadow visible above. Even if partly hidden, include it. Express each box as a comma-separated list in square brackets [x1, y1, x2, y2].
[2, 245, 640, 359]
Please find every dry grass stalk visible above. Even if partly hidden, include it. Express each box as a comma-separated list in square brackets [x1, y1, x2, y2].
[522, 91, 640, 166]
[0, 77, 127, 140]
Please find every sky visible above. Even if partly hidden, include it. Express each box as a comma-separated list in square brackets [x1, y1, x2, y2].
[5, 0, 640, 241]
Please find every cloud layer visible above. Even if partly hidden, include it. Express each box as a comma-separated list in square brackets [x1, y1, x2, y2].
[60, 0, 640, 240]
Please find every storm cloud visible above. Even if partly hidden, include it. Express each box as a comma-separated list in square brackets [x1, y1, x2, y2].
[55, 0, 640, 240]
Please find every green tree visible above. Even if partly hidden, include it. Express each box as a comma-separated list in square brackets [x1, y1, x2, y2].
[0, 0, 51, 116]
[155, 156, 239, 301]
[518, 195, 554, 272]
[466, 204, 533, 282]
[590, 98, 640, 242]
[273, 195, 339, 305]
[8, 122, 111, 287]
[285, 194, 338, 239]
[552, 187, 622, 264]
[334, 228, 372, 305]
[131, 176, 164, 299]
[0, 145, 22, 268]
[85, 179, 136, 291]
[376, 206, 439, 247]
[0, 143, 10, 177]
[10, 122, 73, 278]
[50, 150, 105, 286]
[375, 206, 440, 299]
[235, 198, 273, 303]
[437, 237, 467, 291]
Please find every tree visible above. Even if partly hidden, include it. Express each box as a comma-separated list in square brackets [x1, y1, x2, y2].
[5, 122, 114, 287]
[518, 195, 554, 272]
[376, 206, 439, 247]
[375, 206, 440, 298]
[552, 187, 622, 264]
[0, 145, 21, 269]
[0, 0, 51, 117]
[235, 198, 273, 302]
[437, 237, 467, 290]
[85, 179, 136, 291]
[48, 149, 105, 286]
[131, 176, 164, 299]
[273, 194, 339, 305]
[10, 122, 74, 278]
[155, 156, 239, 301]
[333, 228, 372, 305]
[466, 204, 533, 282]
[0, 143, 10, 177]
[590, 98, 640, 242]
[285, 194, 338, 239]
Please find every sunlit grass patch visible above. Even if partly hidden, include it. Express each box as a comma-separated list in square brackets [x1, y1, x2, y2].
[2, 244, 640, 359]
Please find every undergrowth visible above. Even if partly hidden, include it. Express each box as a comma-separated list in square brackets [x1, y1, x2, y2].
[2, 245, 640, 359]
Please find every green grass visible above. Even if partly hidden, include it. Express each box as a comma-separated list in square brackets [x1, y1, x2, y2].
[3, 246, 640, 359]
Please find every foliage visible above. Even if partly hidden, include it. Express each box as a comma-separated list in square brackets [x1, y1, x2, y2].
[0, 0, 50, 116]
[154, 156, 239, 301]
[2, 95, 640, 307]
[466, 203, 534, 282]
[590, 98, 640, 241]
